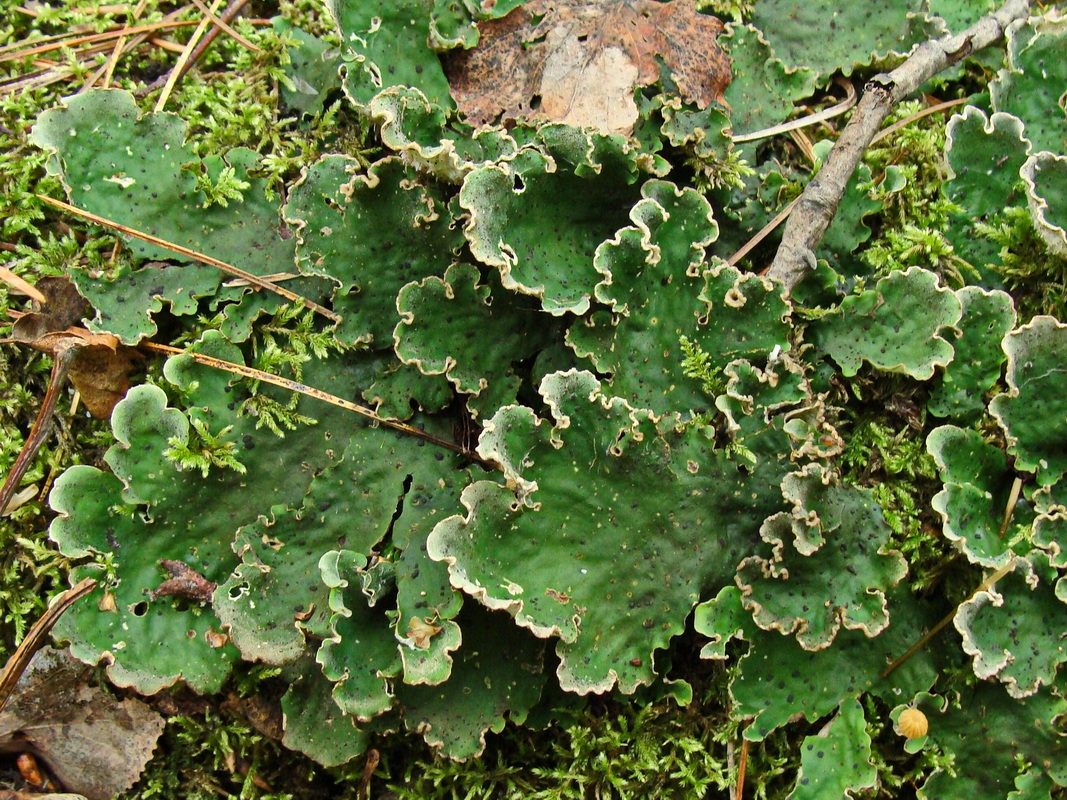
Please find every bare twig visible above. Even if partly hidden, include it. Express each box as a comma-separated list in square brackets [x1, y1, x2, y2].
[357, 749, 380, 800]
[0, 576, 97, 715]
[735, 737, 749, 800]
[0, 344, 78, 516]
[733, 97, 968, 270]
[765, 0, 1032, 292]
[36, 195, 341, 323]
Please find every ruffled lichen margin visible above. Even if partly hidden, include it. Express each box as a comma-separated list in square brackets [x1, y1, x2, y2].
[17, 0, 1067, 795]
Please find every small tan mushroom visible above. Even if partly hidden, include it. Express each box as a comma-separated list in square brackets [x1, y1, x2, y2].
[897, 707, 929, 739]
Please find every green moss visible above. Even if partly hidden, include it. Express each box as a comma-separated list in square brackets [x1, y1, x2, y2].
[862, 224, 979, 286]
[975, 205, 1067, 321]
[695, 0, 756, 22]
[277, 0, 341, 41]
[149, 21, 374, 197]
[129, 712, 300, 800]
[686, 145, 757, 195]
[864, 102, 954, 230]
[679, 335, 727, 398]
[0, 93, 62, 240]
[0, 521, 70, 647]
[380, 699, 737, 800]
[5, 0, 1067, 796]
[859, 101, 975, 283]
[233, 306, 347, 434]
[838, 413, 954, 595]
[164, 419, 248, 478]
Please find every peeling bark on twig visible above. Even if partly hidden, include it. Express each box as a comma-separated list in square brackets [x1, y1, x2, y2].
[765, 0, 1032, 293]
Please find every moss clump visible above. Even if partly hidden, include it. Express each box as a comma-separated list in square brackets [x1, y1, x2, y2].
[975, 206, 1067, 321]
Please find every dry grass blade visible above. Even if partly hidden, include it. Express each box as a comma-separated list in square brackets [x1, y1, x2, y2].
[95, 0, 150, 89]
[0, 15, 202, 96]
[999, 476, 1023, 538]
[189, 0, 259, 52]
[222, 272, 300, 287]
[0, 268, 47, 304]
[163, 0, 254, 88]
[14, 2, 128, 17]
[140, 341, 501, 471]
[788, 126, 816, 164]
[0, 68, 75, 95]
[0, 28, 83, 57]
[0, 19, 199, 64]
[36, 195, 342, 323]
[1, 42, 116, 95]
[732, 77, 857, 143]
[732, 197, 799, 268]
[150, 37, 193, 54]
[870, 96, 970, 146]
[154, 0, 217, 111]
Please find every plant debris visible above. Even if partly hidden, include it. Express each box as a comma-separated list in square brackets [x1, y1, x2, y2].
[446, 0, 731, 133]
[0, 648, 164, 800]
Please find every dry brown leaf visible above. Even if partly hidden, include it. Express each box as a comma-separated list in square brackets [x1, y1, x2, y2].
[0, 648, 164, 800]
[8, 277, 140, 419]
[150, 559, 218, 605]
[406, 616, 443, 649]
[9, 277, 88, 332]
[446, 0, 730, 134]
[66, 344, 141, 420]
[221, 692, 284, 740]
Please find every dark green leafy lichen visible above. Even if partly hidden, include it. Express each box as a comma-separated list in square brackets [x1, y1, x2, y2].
[5, 2, 1067, 797]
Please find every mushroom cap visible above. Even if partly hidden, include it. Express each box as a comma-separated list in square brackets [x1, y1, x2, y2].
[897, 707, 929, 739]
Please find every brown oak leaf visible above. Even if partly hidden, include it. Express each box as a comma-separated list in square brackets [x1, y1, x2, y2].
[445, 0, 730, 134]
[8, 277, 140, 419]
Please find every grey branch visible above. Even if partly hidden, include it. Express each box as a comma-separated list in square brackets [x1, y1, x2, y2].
[764, 0, 1032, 293]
